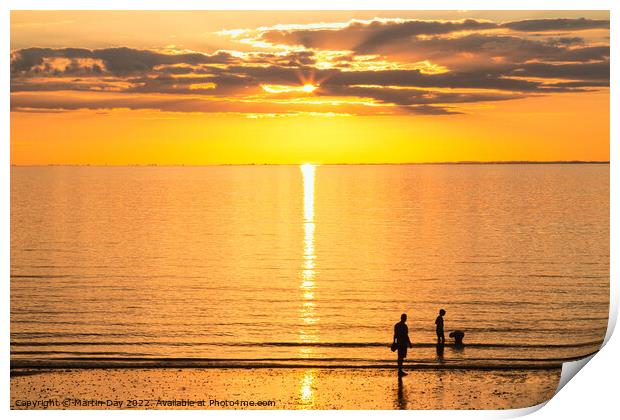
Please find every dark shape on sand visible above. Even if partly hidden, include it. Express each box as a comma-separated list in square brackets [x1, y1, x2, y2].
[435, 342, 445, 362]
[449, 330, 465, 348]
[396, 376, 407, 409]
[393, 313, 413, 376]
[435, 309, 446, 344]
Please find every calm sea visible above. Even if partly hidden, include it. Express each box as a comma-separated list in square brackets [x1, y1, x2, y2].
[10, 164, 609, 368]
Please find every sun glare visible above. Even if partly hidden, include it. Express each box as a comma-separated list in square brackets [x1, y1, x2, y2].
[261, 84, 318, 94]
[302, 84, 317, 93]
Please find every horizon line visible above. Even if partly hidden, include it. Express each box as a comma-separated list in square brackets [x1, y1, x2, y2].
[10, 160, 611, 167]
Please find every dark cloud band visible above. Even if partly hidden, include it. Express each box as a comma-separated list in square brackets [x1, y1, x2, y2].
[9, 16, 610, 116]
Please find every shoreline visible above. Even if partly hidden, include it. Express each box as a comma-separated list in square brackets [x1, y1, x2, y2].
[9, 349, 596, 371]
[10, 364, 565, 375]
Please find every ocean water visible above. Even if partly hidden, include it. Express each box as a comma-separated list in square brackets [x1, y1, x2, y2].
[10, 164, 609, 368]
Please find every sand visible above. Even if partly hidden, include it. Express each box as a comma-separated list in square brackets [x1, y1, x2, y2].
[10, 367, 561, 410]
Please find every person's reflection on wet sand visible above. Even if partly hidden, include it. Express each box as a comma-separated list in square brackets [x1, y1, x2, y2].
[435, 342, 445, 363]
[396, 376, 407, 410]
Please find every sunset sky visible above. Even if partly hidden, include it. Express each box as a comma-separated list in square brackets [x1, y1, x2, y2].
[10, 10, 610, 165]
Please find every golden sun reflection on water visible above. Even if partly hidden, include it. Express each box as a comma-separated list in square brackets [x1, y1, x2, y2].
[299, 163, 318, 345]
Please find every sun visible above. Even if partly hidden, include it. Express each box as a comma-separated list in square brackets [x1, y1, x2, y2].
[302, 84, 317, 93]
[300, 163, 316, 173]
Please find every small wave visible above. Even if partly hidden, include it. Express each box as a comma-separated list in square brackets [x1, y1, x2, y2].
[12, 350, 154, 356]
[9, 357, 571, 371]
[9, 354, 593, 364]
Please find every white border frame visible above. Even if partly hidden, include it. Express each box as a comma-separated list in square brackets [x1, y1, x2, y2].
[3, 1, 617, 418]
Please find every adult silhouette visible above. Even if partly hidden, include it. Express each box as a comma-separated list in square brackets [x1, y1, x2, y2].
[393, 313, 413, 376]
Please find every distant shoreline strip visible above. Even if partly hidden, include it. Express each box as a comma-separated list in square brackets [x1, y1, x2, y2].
[9, 161, 611, 168]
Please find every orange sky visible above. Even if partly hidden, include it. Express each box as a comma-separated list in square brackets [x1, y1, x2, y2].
[10, 11, 610, 164]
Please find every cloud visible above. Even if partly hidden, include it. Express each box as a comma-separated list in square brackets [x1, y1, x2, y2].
[556, 46, 609, 62]
[511, 62, 610, 80]
[248, 18, 608, 56]
[11, 47, 235, 76]
[375, 34, 566, 69]
[500, 18, 609, 32]
[259, 18, 497, 51]
[320, 68, 543, 92]
[10, 90, 458, 116]
[319, 85, 522, 106]
[240, 19, 609, 73]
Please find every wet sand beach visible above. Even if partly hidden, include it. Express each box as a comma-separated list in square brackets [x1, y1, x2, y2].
[11, 366, 561, 410]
